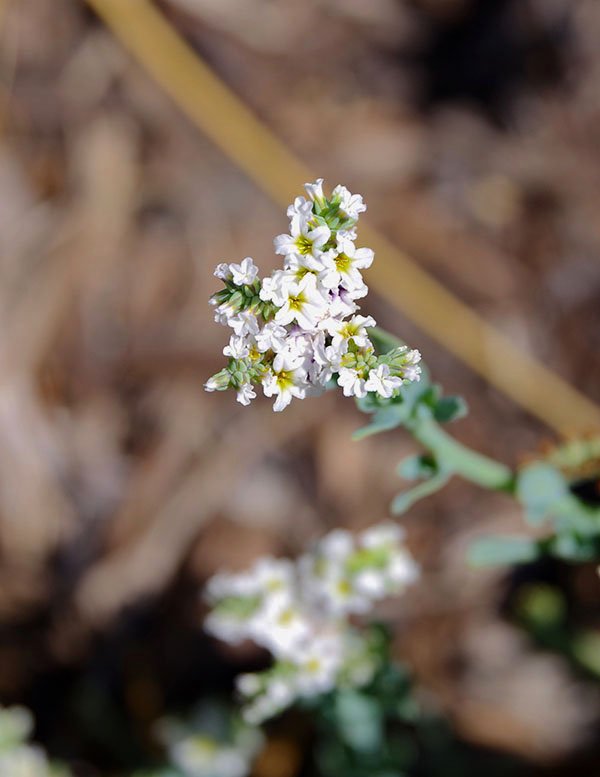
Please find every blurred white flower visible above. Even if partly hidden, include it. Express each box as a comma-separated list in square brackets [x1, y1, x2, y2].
[204, 522, 419, 723]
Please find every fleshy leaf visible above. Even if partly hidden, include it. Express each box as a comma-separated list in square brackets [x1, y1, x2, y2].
[468, 536, 541, 567]
[432, 395, 468, 424]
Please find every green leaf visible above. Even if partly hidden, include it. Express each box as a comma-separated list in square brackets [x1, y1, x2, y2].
[516, 463, 569, 525]
[468, 536, 541, 567]
[432, 396, 468, 424]
[333, 690, 383, 754]
[391, 471, 451, 514]
[397, 454, 437, 481]
[548, 532, 600, 562]
[353, 402, 411, 440]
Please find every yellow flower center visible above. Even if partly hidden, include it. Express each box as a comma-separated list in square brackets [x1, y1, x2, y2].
[295, 235, 313, 255]
[275, 370, 295, 390]
[334, 253, 352, 272]
[288, 292, 306, 311]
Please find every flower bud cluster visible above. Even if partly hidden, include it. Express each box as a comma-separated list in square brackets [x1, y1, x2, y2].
[205, 180, 421, 411]
[204, 523, 419, 724]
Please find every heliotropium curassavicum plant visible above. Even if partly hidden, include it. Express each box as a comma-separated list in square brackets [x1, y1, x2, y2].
[204, 180, 600, 567]
[204, 179, 422, 411]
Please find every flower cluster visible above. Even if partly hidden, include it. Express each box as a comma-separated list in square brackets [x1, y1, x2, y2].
[204, 523, 419, 724]
[0, 705, 70, 777]
[205, 180, 421, 411]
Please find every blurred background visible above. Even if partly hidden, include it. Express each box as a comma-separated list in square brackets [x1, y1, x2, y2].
[0, 0, 599, 774]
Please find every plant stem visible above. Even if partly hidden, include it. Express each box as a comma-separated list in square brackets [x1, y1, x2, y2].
[406, 414, 515, 493]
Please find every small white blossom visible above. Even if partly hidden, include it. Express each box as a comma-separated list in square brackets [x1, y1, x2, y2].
[223, 335, 250, 360]
[273, 274, 328, 330]
[337, 367, 369, 399]
[332, 184, 367, 220]
[274, 215, 330, 270]
[262, 355, 308, 412]
[214, 262, 233, 281]
[229, 256, 259, 286]
[304, 178, 325, 205]
[229, 311, 260, 337]
[236, 383, 256, 406]
[326, 314, 376, 355]
[319, 238, 373, 292]
[255, 322, 288, 353]
[364, 364, 403, 399]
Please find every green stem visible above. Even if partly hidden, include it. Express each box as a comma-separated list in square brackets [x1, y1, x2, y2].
[406, 413, 515, 493]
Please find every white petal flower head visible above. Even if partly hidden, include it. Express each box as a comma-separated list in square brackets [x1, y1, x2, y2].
[171, 736, 249, 777]
[318, 529, 355, 561]
[214, 262, 233, 281]
[294, 633, 345, 695]
[229, 311, 260, 337]
[229, 256, 259, 286]
[337, 367, 368, 399]
[287, 196, 314, 233]
[364, 363, 403, 399]
[251, 597, 311, 659]
[332, 184, 367, 220]
[251, 557, 296, 597]
[262, 354, 308, 412]
[361, 522, 404, 550]
[319, 238, 374, 292]
[223, 334, 250, 359]
[304, 178, 325, 205]
[403, 349, 422, 381]
[327, 314, 376, 354]
[236, 383, 256, 407]
[255, 322, 288, 353]
[274, 215, 331, 270]
[259, 269, 289, 307]
[274, 273, 328, 331]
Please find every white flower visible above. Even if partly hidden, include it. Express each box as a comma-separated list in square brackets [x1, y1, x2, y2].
[326, 314, 376, 355]
[294, 633, 345, 695]
[274, 215, 330, 270]
[304, 178, 325, 205]
[251, 597, 311, 658]
[229, 311, 260, 337]
[360, 522, 403, 549]
[319, 238, 373, 292]
[213, 302, 237, 326]
[0, 745, 53, 777]
[337, 367, 368, 399]
[255, 322, 288, 353]
[262, 355, 308, 412]
[364, 363, 403, 399]
[171, 736, 249, 777]
[332, 184, 366, 220]
[403, 349, 422, 381]
[287, 196, 314, 233]
[223, 334, 250, 359]
[229, 256, 259, 286]
[273, 274, 328, 330]
[236, 383, 256, 407]
[318, 529, 355, 561]
[214, 262, 233, 281]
